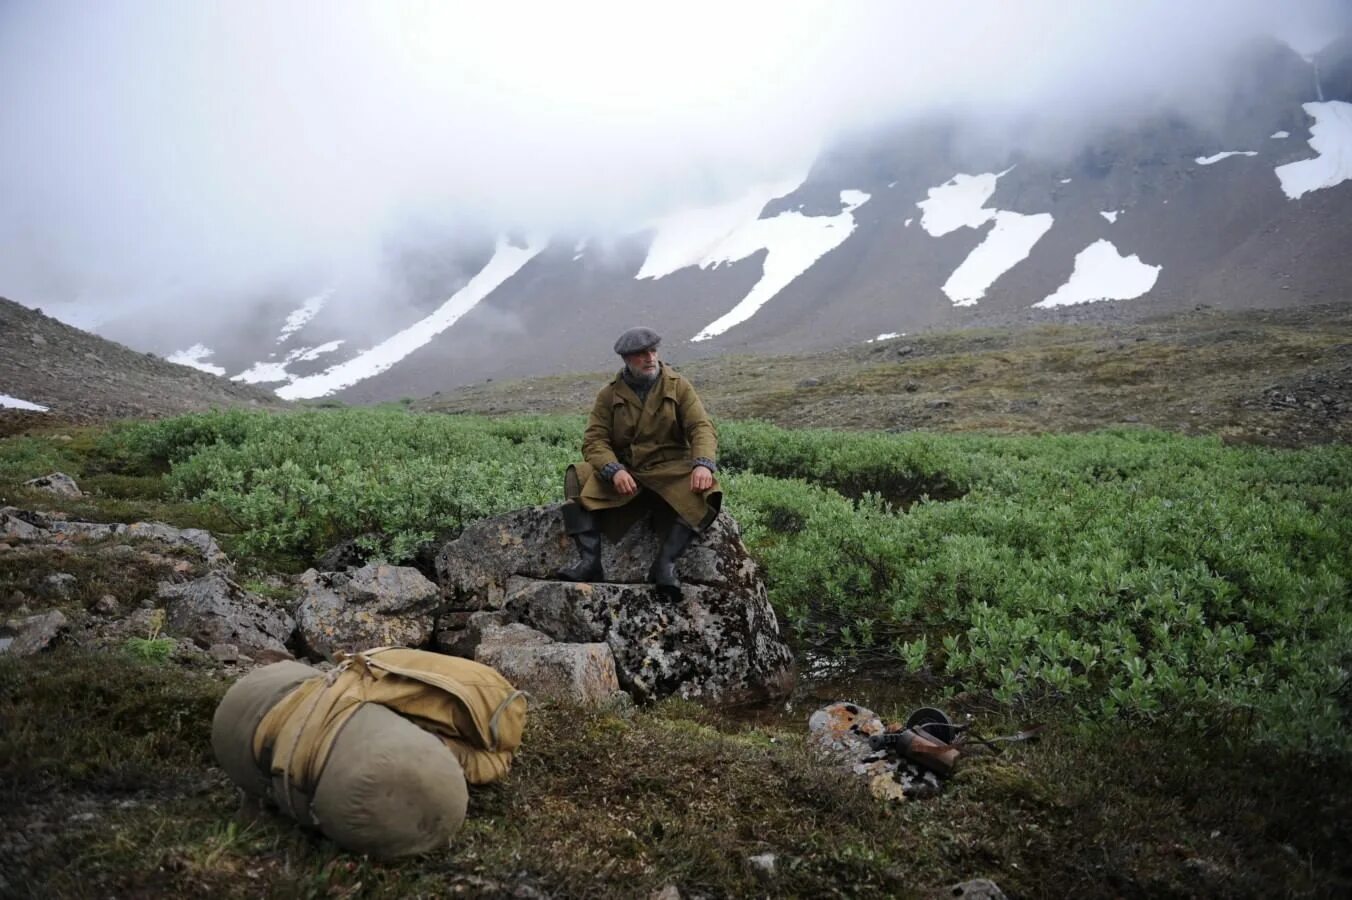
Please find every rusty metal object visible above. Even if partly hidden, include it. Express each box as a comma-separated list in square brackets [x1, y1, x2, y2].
[869, 726, 961, 777]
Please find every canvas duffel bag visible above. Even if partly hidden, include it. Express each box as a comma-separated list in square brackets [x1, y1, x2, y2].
[212, 648, 527, 857]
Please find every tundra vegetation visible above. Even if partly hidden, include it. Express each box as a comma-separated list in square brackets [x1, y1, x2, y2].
[2, 401, 1350, 897]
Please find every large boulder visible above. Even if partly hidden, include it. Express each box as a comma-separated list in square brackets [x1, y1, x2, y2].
[435, 506, 794, 705]
[159, 572, 294, 656]
[295, 564, 440, 659]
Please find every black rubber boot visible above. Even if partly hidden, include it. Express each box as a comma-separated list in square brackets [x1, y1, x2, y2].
[556, 503, 604, 582]
[648, 520, 695, 600]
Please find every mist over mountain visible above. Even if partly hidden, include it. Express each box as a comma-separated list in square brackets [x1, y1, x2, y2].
[2, 2, 1350, 402]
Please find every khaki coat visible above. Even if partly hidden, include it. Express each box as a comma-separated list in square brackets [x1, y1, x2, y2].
[567, 364, 721, 534]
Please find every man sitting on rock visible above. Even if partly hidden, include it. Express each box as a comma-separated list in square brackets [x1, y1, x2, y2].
[557, 327, 720, 599]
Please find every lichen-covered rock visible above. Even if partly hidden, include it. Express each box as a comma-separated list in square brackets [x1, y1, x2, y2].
[474, 623, 620, 704]
[159, 572, 294, 655]
[434, 505, 794, 705]
[24, 472, 81, 497]
[435, 506, 759, 610]
[295, 564, 439, 659]
[503, 577, 793, 704]
[0, 609, 69, 656]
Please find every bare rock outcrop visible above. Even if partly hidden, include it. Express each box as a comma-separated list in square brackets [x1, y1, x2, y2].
[435, 505, 794, 705]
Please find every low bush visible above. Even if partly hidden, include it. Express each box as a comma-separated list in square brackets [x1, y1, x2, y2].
[68, 410, 1352, 752]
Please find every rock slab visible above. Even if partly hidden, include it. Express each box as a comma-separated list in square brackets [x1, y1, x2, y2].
[474, 623, 620, 704]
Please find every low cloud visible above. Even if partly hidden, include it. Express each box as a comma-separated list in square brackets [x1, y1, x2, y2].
[0, 0, 1347, 346]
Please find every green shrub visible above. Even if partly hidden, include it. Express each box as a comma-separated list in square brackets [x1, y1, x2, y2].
[101, 410, 1352, 751]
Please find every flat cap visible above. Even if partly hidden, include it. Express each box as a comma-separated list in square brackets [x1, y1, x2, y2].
[613, 326, 662, 355]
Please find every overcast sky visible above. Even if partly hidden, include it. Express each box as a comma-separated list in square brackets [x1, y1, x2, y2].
[1, 0, 1347, 331]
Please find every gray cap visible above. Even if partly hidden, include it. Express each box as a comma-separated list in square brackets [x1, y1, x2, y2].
[613, 326, 661, 355]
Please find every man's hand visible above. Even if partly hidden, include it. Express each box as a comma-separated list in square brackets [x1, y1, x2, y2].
[690, 465, 714, 493]
[612, 469, 638, 496]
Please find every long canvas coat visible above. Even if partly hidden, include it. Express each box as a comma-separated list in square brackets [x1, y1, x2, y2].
[567, 364, 721, 533]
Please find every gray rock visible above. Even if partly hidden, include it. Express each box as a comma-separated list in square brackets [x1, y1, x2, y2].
[746, 853, 778, 879]
[295, 564, 439, 659]
[94, 594, 119, 615]
[125, 522, 229, 566]
[475, 623, 621, 704]
[434, 609, 510, 658]
[942, 879, 1007, 900]
[436, 506, 759, 609]
[158, 572, 294, 655]
[23, 472, 81, 497]
[46, 521, 125, 540]
[0, 508, 44, 540]
[209, 643, 241, 663]
[42, 573, 77, 600]
[0, 610, 69, 656]
[435, 507, 794, 705]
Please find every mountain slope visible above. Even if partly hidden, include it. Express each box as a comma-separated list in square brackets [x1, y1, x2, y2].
[0, 298, 284, 423]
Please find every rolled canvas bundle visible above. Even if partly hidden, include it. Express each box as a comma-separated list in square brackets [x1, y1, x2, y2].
[211, 648, 528, 858]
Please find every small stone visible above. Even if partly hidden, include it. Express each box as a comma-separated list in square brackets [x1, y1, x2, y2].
[746, 853, 777, 878]
[943, 878, 1007, 899]
[94, 594, 119, 615]
[209, 643, 241, 663]
[904, 382, 920, 393]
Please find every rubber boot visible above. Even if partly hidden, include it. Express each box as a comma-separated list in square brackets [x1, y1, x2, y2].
[555, 503, 604, 582]
[648, 520, 695, 601]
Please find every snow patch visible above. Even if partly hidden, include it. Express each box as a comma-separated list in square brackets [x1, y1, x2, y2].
[1271, 130, 1290, 139]
[903, 218, 913, 227]
[691, 191, 870, 341]
[1195, 151, 1258, 165]
[942, 211, 1054, 306]
[1275, 101, 1352, 199]
[866, 332, 902, 343]
[1059, 178, 1072, 184]
[232, 340, 346, 385]
[233, 361, 293, 385]
[1100, 210, 1120, 223]
[0, 393, 48, 412]
[278, 291, 331, 343]
[637, 174, 806, 280]
[1034, 240, 1160, 308]
[916, 168, 1012, 237]
[167, 344, 226, 376]
[276, 237, 545, 399]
